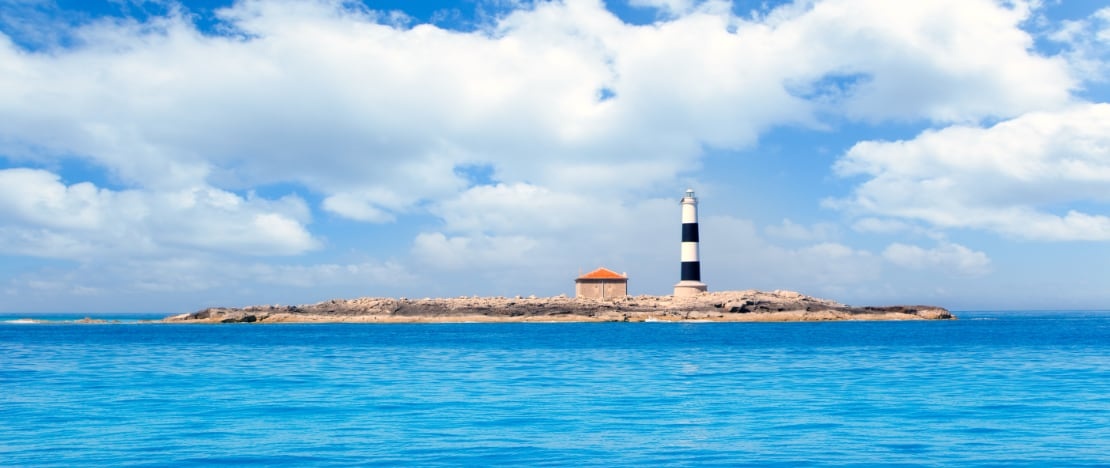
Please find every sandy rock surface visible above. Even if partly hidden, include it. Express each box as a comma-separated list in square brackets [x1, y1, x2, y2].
[163, 290, 954, 323]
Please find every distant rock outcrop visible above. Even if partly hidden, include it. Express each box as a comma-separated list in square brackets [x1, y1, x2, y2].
[163, 290, 954, 323]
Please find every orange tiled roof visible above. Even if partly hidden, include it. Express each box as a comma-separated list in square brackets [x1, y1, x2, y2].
[577, 267, 628, 280]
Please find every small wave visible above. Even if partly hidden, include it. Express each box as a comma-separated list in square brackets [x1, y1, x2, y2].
[3, 319, 42, 324]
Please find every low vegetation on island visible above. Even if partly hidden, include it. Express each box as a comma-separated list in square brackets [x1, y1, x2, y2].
[163, 290, 954, 323]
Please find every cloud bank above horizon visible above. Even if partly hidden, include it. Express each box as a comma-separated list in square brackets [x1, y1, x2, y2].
[1, 0, 1109, 312]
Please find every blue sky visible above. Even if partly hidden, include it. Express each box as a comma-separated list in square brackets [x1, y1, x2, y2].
[1, 0, 1109, 313]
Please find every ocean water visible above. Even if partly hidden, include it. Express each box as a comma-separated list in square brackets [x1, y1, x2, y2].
[1, 312, 1108, 467]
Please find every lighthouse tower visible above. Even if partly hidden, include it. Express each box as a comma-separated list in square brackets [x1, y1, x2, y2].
[674, 189, 708, 296]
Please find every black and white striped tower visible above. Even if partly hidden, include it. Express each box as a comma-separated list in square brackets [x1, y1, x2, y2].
[674, 189, 708, 296]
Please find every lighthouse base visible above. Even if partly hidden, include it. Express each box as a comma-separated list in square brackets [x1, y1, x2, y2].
[673, 280, 708, 297]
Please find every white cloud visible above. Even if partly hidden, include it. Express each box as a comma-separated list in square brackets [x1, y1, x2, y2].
[769, 0, 1073, 122]
[700, 215, 882, 297]
[322, 191, 403, 223]
[0, 168, 116, 230]
[429, 183, 602, 234]
[704, 216, 998, 303]
[832, 103, 1110, 240]
[1, 255, 415, 312]
[0, 0, 1075, 218]
[413, 190, 675, 282]
[765, 218, 839, 241]
[628, 0, 697, 17]
[882, 242, 992, 276]
[236, 259, 416, 290]
[851, 217, 913, 234]
[412, 232, 540, 270]
[0, 0, 1096, 309]
[1047, 6, 1110, 84]
[0, 168, 318, 258]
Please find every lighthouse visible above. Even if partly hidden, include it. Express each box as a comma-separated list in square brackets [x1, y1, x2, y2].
[674, 189, 708, 296]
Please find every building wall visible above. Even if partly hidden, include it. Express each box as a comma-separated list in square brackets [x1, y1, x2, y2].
[575, 281, 597, 299]
[607, 281, 627, 298]
[575, 279, 628, 299]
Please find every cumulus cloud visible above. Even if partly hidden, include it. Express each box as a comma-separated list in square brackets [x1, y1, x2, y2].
[322, 190, 407, 223]
[830, 103, 1110, 241]
[882, 242, 991, 276]
[700, 215, 882, 297]
[429, 183, 603, 234]
[764, 218, 839, 242]
[0, 0, 1095, 308]
[767, 0, 1072, 122]
[1, 255, 414, 312]
[412, 232, 540, 271]
[0, 168, 317, 258]
[1047, 6, 1110, 84]
[0, 0, 1073, 208]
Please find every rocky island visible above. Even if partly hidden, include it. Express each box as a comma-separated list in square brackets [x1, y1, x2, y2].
[163, 289, 954, 323]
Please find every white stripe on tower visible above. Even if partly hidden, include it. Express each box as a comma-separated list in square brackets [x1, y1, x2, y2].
[682, 200, 698, 224]
[680, 242, 699, 262]
[675, 189, 707, 296]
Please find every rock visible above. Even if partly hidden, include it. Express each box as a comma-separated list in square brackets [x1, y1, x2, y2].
[162, 290, 954, 324]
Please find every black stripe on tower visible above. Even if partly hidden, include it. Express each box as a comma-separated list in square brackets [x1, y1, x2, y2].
[681, 261, 701, 281]
[682, 223, 699, 242]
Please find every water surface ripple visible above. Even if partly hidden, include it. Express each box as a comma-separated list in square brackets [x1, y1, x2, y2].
[2, 311, 1108, 466]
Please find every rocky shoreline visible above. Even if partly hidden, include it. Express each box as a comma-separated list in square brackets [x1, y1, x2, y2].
[163, 290, 955, 323]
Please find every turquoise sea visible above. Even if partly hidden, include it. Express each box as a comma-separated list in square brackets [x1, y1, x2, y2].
[2, 311, 1108, 466]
